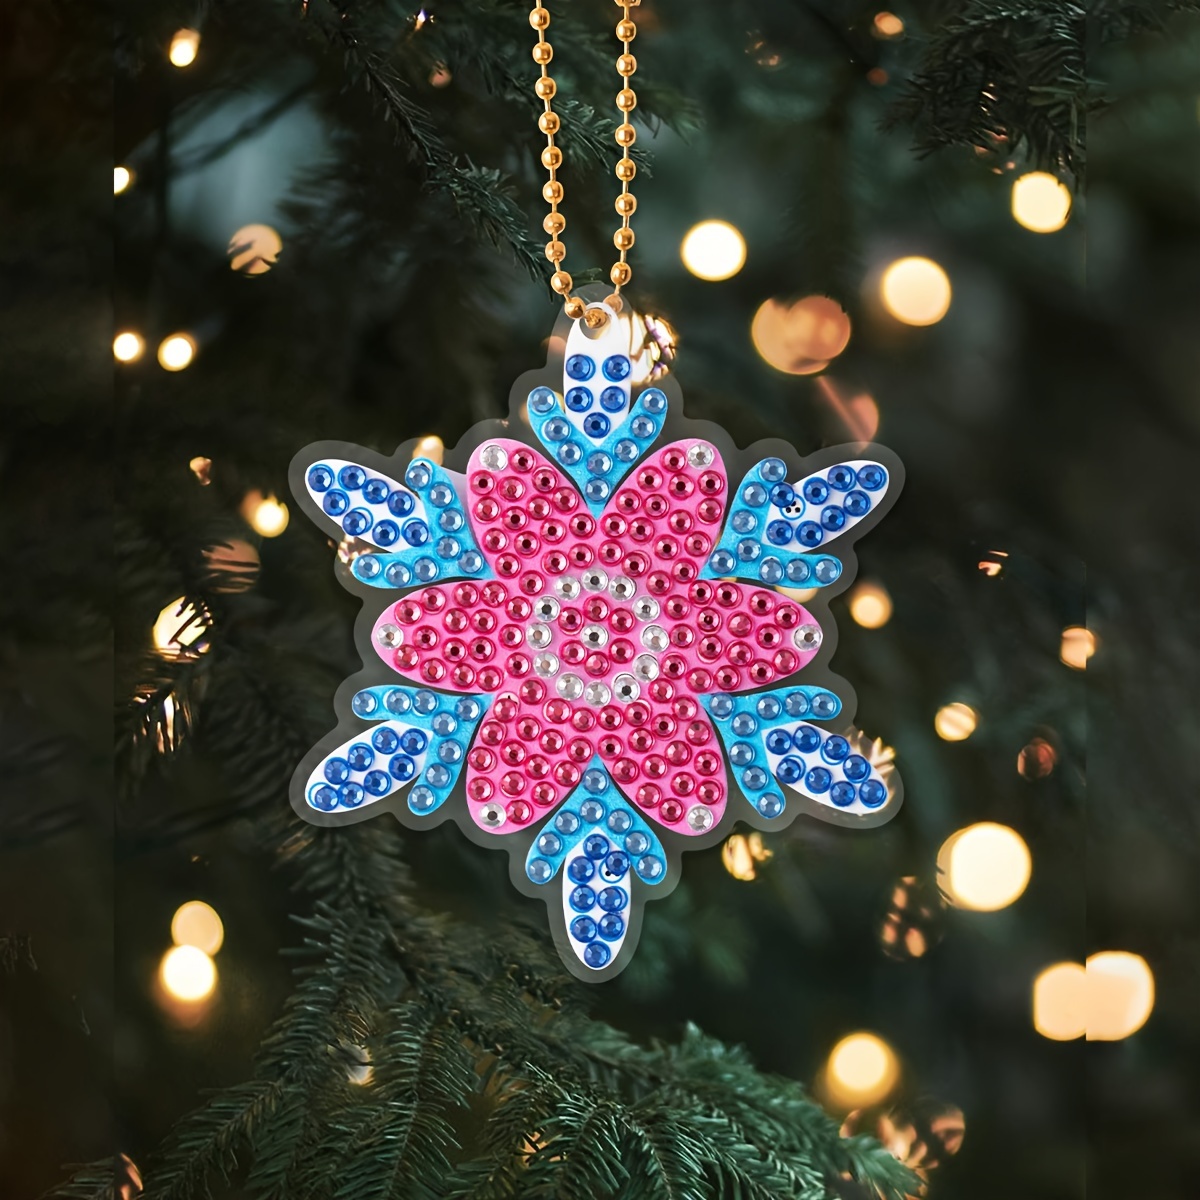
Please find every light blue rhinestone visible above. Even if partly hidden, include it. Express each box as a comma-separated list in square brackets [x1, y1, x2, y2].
[555, 810, 580, 834]
[784, 691, 810, 717]
[742, 483, 768, 507]
[587, 451, 613, 475]
[356, 555, 382, 579]
[607, 809, 632, 833]
[385, 689, 412, 714]
[756, 695, 781, 719]
[544, 416, 570, 442]
[527, 858, 554, 883]
[709, 550, 736, 574]
[731, 713, 758, 736]
[814, 558, 840, 583]
[583, 768, 607, 793]
[585, 478, 610, 502]
[460, 550, 483, 574]
[630, 416, 656, 439]
[642, 389, 667, 414]
[737, 539, 761, 562]
[431, 712, 458, 736]
[425, 764, 450, 787]
[414, 690, 438, 715]
[785, 559, 811, 584]
[529, 386, 556, 414]
[415, 557, 439, 582]
[438, 740, 462, 764]
[757, 793, 784, 818]
[709, 694, 734, 719]
[615, 439, 639, 462]
[436, 537, 461, 560]
[732, 510, 757, 534]
[625, 830, 650, 855]
[455, 697, 481, 720]
[385, 562, 412, 586]
[558, 442, 583, 466]
[406, 462, 431, 489]
[429, 483, 453, 507]
[759, 458, 787, 483]
[636, 855, 664, 880]
[730, 742, 756, 767]
[811, 693, 839, 718]
[580, 798, 606, 823]
[536, 831, 562, 855]
[742, 766, 768, 789]
[409, 786, 435, 812]
[352, 690, 378, 717]
[439, 509, 463, 532]
[759, 557, 784, 584]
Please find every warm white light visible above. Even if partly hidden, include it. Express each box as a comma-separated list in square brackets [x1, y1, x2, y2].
[1011, 172, 1072, 233]
[114, 166, 133, 194]
[848, 581, 892, 629]
[160, 944, 216, 1002]
[1060, 626, 1095, 670]
[152, 597, 209, 657]
[880, 256, 952, 326]
[169, 29, 201, 68]
[751, 296, 851, 375]
[171, 901, 225, 955]
[189, 456, 213, 485]
[1087, 951, 1155, 1041]
[681, 220, 747, 281]
[243, 492, 289, 537]
[721, 832, 772, 881]
[872, 11, 904, 36]
[826, 1033, 898, 1107]
[228, 224, 283, 275]
[1033, 962, 1086, 1040]
[938, 822, 1031, 912]
[113, 331, 144, 362]
[158, 334, 196, 371]
[934, 702, 976, 741]
[413, 435, 445, 464]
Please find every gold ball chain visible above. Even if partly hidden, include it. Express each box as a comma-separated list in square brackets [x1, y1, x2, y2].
[529, 0, 639, 321]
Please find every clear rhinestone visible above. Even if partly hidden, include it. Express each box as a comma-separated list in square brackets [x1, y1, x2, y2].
[794, 623, 823, 650]
[554, 576, 581, 600]
[632, 596, 660, 622]
[582, 567, 609, 592]
[582, 623, 609, 649]
[557, 673, 584, 700]
[687, 442, 715, 468]
[641, 624, 669, 653]
[527, 623, 553, 649]
[633, 653, 660, 682]
[479, 444, 508, 470]
[479, 801, 506, 827]
[686, 805, 714, 832]
[376, 623, 403, 648]
[534, 596, 561, 620]
[533, 651, 560, 677]
[584, 681, 612, 706]
[609, 575, 635, 601]
[613, 673, 639, 702]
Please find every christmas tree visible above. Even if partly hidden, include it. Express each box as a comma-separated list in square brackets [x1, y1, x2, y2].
[4, 0, 1200, 1197]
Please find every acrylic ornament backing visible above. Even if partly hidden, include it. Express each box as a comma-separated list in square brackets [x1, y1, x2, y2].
[289, 294, 905, 982]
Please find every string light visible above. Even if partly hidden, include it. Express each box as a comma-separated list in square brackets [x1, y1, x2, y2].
[751, 296, 851, 375]
[412, 435, 445, 464]
[1086, 951, 1154, 1041]
[228, 224, 282, 275]
[158, 333, 196, 371]
[159, 944, 216, 1002]
[152, 597, 210, 658]
[937, 822, 1031, 911]
[1017, 736, 1057, 780]
[1059, 626, 1095, 670]
[242, 491, 290, 537]
[848, 581, 892, 629]
[1033, 962, 1086, 1040]
[934, 702, 976, 741]
[880, 257, 952, 326]
[169, 29, 200, 67]
[114, 166, 133, 194]
[825, 1033, 899, 1107]
[171, 901, 225, 954]
[872, 11, 904, 37]
[189, 456, 213, 485]
[721, 832, 773, 881]
[1011, 172, 1072, 233]
[113, 331, 145, 362]
[680, 220, 747, 281]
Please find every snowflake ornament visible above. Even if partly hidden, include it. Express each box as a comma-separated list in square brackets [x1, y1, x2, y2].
[290, 297, 905, 980]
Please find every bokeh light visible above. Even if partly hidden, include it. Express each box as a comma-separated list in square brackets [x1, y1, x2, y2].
[825, 1033, 899, 1107]
[1060, 626, 1096, 670]
[413, 435, 445, 464]
[189, 455, 213, 485]
[1033, 962, 1086, 1040]
[159, 944, 216, 1002]
[872, 11, 904, 37]
[721, 832, 773, 881]
[171, 900, 225, 955]
[152, 597, 210, 658]
[228, 224, 283, 275]
[880, 256, 952, 326]
[113, 331, 145, 362]
[880, 876, 945, 960]
[1011, 172, 1072, 233]
[158, 333, 196, 372]
[169, 29, 201, 68]
[680, 220, 747, 281]
[751, 296, 851, 375]
[934, 702, 977, 741]
[204, 537, 261, 593]
[242, 491, 290, 537]
[1087, 951, 1155, 1040]
[937, 822, 1031, 911]
[1017, 736, 1057, 780]
[848, 581, 892, 628]
[429, 64, 452, 87]
[114, 166, 133, 194]
[842, 1099, 964, 1180]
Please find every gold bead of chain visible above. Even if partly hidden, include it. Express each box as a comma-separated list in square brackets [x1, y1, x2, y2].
[530, 0, 640, 314]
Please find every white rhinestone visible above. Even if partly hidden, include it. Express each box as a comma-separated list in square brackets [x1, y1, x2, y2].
[527, 622, 553, 649]
[633, 653, 660, 682]
[613, 673, 639, 702]
[534, 596, 561, 620]
[582, 567, 609, 592]
[554, 576, 581, 600]
[479, 801, 506, 827]
[582, 623, 609, 649]
[479, 444, 508, 470]
[687, 442, 715, 468]
[686, 804, 714, 832]
[557, 673, 584, 700]
[641, 624, 669, 652]
[533, 651, 560, 678]
[376, 623, 403, 648]
[794, 623, 823, 650]
[608, 575, 635, 601]
[632, 596, 660, 622]
[584, 681, 611, 706]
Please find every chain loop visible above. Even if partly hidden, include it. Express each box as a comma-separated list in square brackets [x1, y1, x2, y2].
[529, 0, 640, 319]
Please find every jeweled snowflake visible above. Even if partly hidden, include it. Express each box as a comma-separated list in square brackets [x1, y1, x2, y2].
[290, 299, 904, 979]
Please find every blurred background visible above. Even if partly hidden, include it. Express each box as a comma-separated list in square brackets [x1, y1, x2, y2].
[3, 0, 1200, 1196]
